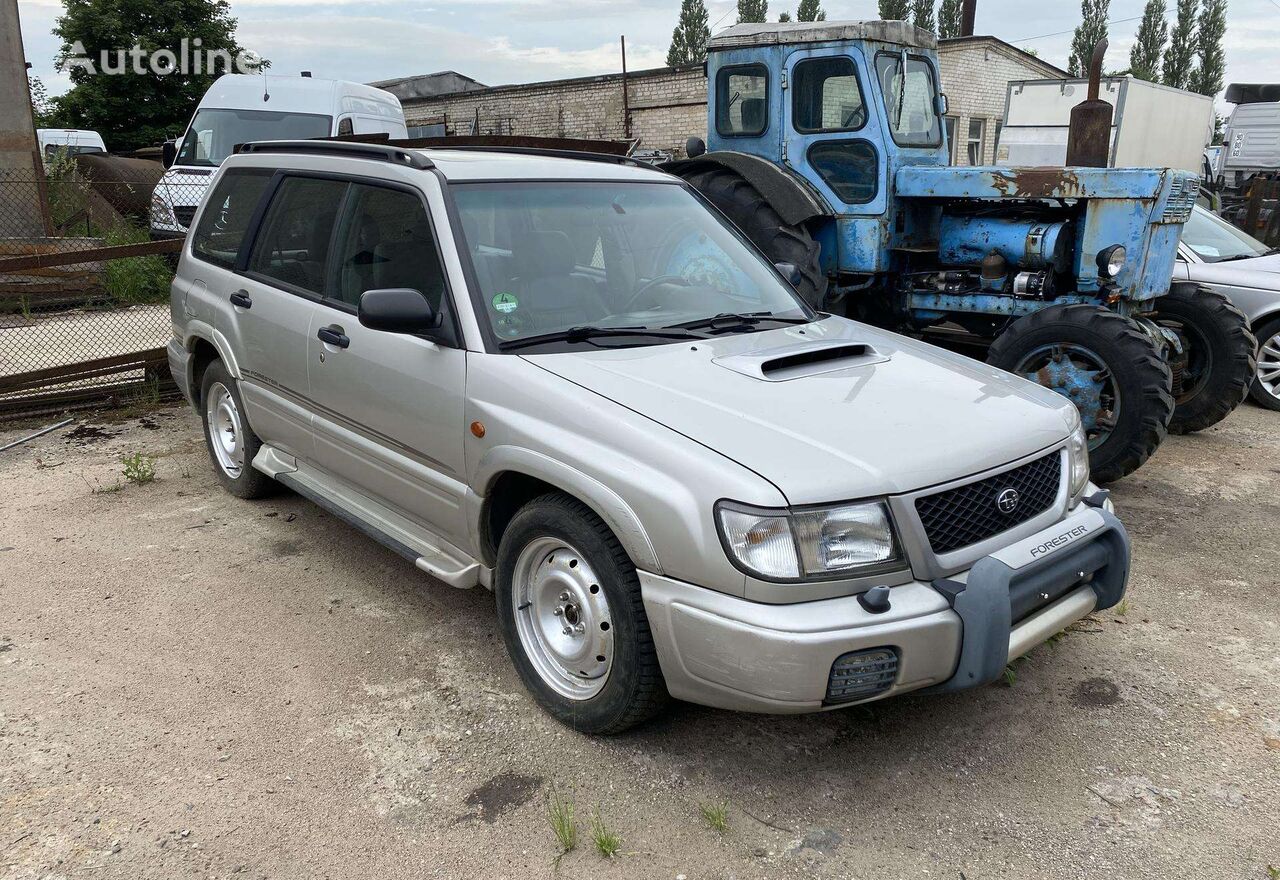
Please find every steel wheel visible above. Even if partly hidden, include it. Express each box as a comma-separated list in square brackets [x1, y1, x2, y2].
[1258, 329, 1280, 404]
[206, 381, 245, 479]
[1013, 342, 1119, 451]
[511, 536, 614, 701]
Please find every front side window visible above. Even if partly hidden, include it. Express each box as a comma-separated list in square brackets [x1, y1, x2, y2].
[247, 176, 348, 295]
[1181, 206, 1271, 262]
[793, 57, 866, 133]
[190, 168, 272, 269]
[451, 181, 811, 345]
[176, 109, 332, 168]
[715, 65, 769, 137]
[330, 184, 448, 311]
[875, 53, 941, 147]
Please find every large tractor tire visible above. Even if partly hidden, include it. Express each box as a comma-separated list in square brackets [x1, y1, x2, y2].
[988, 305, 1174, 484]
[679, 167, 828, 307]
[1150, 283, 1257, 434]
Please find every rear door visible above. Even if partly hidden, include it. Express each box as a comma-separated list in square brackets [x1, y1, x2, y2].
[305, 178, 469, 544]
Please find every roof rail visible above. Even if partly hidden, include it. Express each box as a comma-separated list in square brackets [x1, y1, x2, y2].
[424, 145, 647, 168]
[235, 139, 434, 170]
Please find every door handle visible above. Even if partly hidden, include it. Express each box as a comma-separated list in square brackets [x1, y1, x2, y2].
[229, 290, 252, 309]
[317, 325, 350, 349]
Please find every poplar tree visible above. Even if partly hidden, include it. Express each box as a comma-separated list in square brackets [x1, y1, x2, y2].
[797, 0, 826, 21]
[1129, 0, 1168, 81]
[667, 0, 711, 66]
[737, 0, 768, 23]
[1189, 0, 1227, 96]
[1068, 0, 1110, 77]
[878, 0, 910, 20]
[938, 0, 963, 38]
[910, 0, 936, 32]
[1162, 0, 1198, 89]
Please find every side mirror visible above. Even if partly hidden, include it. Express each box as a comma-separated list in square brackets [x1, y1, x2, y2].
[685, 136, 706, 159]
[774, 262, 802, 287]
[161, 140, 177, 169]
[935, 93, 949, 117]
[358, 288, 441, 333]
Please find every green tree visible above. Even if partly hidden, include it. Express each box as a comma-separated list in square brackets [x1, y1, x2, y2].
[1129, 0, 1168, 81]
[52, 0, 260, 152]
[878, 0, 910, 19]
[1068, 0, 1110, 77]
[667, 0, 711, 66]
[1162, 0, 1198, 89]
[797, 0, 826, 21]
[938, 0, 963, 38]
[910, 0, 936, 31]
[778, 10, 792, 20]
[1189, 0, 1227, 96]
[28, 75, 62, 129]
[737, 0, 768, 23]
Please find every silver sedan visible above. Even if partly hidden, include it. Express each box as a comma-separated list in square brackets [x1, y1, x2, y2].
[1175, 206, 1280, 410]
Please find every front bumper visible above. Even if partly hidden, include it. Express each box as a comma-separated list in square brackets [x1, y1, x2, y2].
[641, 499, 1129, 714]
[167, 338, 194, 406]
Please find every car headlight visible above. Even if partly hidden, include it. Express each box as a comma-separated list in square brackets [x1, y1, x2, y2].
[1097, 244, 1127, 278]
[150, 192, 173, 225]
[716, 500, 902, 581]
[1066, 415, 1090, 502]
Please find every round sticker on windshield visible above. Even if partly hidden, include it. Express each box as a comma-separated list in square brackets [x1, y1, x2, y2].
[492, 292, 519, 314]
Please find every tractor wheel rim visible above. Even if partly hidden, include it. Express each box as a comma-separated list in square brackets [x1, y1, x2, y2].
[1259, 330, 1280, 401]
[1160, 317, 1213, 405]
[512, 536, 613, 701]
[1013, 343, 1118, 451]
[206, 382, 244, 479]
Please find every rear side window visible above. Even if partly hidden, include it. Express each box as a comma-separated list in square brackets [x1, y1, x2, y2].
[247, 176, 349, 295]
[716, 65, 769, 137]
[330, 184, 449, 310]
[190, 169, 272, 269]
[793, 57, 866, 133]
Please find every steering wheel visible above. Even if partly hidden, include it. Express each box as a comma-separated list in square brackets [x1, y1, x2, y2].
[618, 275, 691, 313]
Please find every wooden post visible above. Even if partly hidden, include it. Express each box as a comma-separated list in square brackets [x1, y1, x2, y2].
[0, 0, 52, 236]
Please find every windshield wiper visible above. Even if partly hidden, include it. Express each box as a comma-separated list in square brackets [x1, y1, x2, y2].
[667, 311, 813, 332]
[498, 325, 708, 351]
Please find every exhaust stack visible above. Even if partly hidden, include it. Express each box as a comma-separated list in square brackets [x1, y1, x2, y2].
[1065, 39, 1113, 168]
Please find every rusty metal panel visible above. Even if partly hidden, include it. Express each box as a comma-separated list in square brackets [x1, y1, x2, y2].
[894, 165, 1167, 200]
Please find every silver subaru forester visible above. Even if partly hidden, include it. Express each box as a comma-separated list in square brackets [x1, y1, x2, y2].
[168, 140, 1130, 734]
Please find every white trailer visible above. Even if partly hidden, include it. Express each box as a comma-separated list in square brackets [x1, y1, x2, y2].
[998, 76, 1214, 175]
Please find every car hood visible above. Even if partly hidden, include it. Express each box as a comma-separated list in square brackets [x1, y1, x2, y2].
[1187, 252, 1280, 287]
[523, 317, 1075, 505]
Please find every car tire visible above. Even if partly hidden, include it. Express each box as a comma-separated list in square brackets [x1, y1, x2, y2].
[1248, 315, 1280, 412]
[988, 304, 1173, 484]
[494, 493, 668, 735]
[200, 361, 275, 499]
[1152, 282, 1257, 434]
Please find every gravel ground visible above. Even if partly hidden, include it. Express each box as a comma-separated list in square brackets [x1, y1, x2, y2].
[1, 403, 1277, 879]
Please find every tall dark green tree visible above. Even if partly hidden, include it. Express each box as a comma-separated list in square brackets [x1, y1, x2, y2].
[1162, 0, 1199, 89]
[878, 0, 910, 20]
[1189, 0, 1227, 96]
[1129, 0, 1168, 81]
[778, 9, 792, 20]
[737, 0, 768, 23]
[667, 0, 711, 66]
[796, 0, 826, 21]
[52, 0, 259, 151]
[938, 0, 963, 37]
[1068, 0, 1110, 77]
[910, 0, 936, 31]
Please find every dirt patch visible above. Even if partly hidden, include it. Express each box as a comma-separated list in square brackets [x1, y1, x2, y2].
[62, 422, 121, 445]
[459, 773, 544, 824]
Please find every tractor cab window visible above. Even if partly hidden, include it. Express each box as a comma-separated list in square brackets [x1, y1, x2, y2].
[792, 57, 866, 133]
[715, 65, 769, 137]
[875, 53, 941, 148]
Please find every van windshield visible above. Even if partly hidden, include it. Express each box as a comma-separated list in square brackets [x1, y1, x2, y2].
[176, 108, 331, 167]
[452, 181, 813, 346]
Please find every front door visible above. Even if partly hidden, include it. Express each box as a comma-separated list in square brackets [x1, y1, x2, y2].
[305, 179, 469, 545]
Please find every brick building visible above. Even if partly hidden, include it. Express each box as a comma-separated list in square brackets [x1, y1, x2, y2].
[388, 34, 1064, 163]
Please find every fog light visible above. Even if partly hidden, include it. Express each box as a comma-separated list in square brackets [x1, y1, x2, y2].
[825, 648, 898, 704]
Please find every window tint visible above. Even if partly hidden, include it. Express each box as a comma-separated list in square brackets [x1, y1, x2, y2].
[330, 184, 448, 310]
[793, 57, 865, 133]
[337, 117, 354, 136]
[875, 53, 941, 147]
[808, 141, 878, 204]
[716, 65, 769, 137]
[190, 169, 272, 269]
[247, 176, 348, 295]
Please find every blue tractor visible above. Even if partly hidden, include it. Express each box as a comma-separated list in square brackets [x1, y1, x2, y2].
[667, 21, 1256, 482]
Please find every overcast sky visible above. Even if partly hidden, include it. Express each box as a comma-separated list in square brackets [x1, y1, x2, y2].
[17, 0, 1280, 106]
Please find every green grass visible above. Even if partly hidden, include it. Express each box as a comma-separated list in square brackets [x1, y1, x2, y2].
[101, 223, 173, 306]
[1046, 629, 1068, 648]
[547, 790, 577, 854]
[590, 812, 622, 858]
[1114, 599, 1130, 616]
[1003, 664, 1018, 687]
[699, 800, 729, 833]
[121, 452, 156, 485]
[1266, 865, 1279, 880]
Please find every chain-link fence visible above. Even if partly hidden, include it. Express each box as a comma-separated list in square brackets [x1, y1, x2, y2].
[0, 154, 206, 420]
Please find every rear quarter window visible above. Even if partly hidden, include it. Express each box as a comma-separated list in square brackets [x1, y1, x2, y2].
[190, 169, 273, 269]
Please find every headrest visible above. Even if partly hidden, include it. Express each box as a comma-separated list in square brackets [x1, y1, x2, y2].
[514, 229, 574, 278]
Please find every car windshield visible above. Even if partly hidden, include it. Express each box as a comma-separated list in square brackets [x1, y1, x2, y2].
[1181, 206, 1271, 262]
[451, 181, 813, 345]
[176, 108, 332, 167]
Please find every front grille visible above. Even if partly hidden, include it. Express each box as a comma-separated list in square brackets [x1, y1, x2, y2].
[173, 206, 197, 228]
[825, 648, 898, 704]
[1161, 172, 1198, 223]
[915, 451, 1061, 555]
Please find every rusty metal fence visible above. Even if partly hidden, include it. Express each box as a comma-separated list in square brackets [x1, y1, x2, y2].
[0, 156, 205, 419]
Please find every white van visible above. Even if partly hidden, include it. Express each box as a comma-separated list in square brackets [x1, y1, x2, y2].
[37, 129, 107, 158]
[150, 74, 407, 239]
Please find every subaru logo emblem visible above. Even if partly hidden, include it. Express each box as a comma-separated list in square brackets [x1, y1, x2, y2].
[997, 488, 1020, 514]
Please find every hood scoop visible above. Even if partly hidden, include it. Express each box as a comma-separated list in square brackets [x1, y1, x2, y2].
[714, 339, 890, 382]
